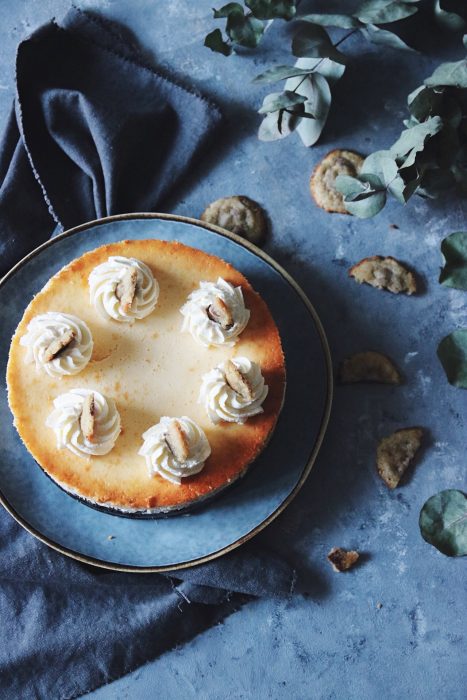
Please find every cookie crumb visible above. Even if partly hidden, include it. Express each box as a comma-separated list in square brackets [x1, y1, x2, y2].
[116, 267, 138, 311]
[224, 359, 253, 400]
[80, 393, 95, 442]
[377, 427, 424, 488]
[349, 256, 417, 295]
[338, 351, 402, 385]
[166, 419, 190, 463]
[327, 547, 360, 572]
[207, 296, 234, 330]
[389, 224, 399, 230]
[44, 329, 76, 362]
[376, 602, 383, 610]
[107, 535, 115, 541]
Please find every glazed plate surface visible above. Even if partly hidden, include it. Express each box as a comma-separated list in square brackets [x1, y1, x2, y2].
[0, 214, 332, 571]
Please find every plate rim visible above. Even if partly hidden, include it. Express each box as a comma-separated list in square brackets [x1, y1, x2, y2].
[0, 212, 333, 573]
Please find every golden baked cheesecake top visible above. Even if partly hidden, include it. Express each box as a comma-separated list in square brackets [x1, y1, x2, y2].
[7, 238, 285, 514]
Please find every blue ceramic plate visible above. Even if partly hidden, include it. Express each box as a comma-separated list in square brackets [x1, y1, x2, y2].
[0, 214, 332, 571]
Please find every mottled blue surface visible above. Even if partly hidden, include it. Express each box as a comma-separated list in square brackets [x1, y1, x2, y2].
[0, 216, 329, 568]
[0, 1, 466, 699]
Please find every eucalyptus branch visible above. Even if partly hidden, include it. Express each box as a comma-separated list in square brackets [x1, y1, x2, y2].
[334, 46, 467, 218]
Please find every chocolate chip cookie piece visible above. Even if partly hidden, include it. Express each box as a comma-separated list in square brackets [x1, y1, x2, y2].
[338, 351, 402, 385]
[310, 149, 364, 214]
[201, 196, 268, 245]
[377, 427, 424, 489]
[349, 256, 417, 295]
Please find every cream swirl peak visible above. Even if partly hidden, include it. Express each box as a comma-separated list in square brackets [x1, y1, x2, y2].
[46, 389, 121, 457]
[180, 277, 250, 347]
[199, 357, 268, 424]
[139, 416, 211, 485]
[89, 256, 159, 322]
[20, 312, 93, 377]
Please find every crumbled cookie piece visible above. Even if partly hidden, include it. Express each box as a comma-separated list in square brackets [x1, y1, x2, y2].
[327, 547, 360, 572]
[207, 296, 234, 330]
[43, 329, 76, 362]
[201, 196, 268, 246]
[338, 351, 402, 385]
[115, 267, 138, 311]
[80, 393, 96, 442]
[310, 149, 364, 214]
[377, 427, 424, 489]
[349, 256, 417, 295]
[166, 419, 190, 463]
[224, 359, 253, 401]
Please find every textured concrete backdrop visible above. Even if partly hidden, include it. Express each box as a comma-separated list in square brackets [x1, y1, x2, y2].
[1, 1, 466, 698]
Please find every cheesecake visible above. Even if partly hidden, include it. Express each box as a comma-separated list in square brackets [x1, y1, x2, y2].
[7, 239, 285, 516]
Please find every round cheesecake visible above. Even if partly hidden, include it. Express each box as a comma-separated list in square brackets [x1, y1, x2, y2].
[7, 239, 285, 516]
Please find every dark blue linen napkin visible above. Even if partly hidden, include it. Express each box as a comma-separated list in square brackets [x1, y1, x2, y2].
[0, 6, 222, 276]
[0, 9, 296, 699]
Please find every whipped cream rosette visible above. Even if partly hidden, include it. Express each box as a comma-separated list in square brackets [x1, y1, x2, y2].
[20, 312, 93, 377]
[46, 389, 121, 457]
[200, 356, 268, 424]
[89, 256, 159, 322]
[139, 416, 211, 485]
[180, 277, 250, 347]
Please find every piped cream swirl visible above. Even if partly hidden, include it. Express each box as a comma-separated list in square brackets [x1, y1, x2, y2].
[46, 388, 121, 456]
[138, 416, 211, 485]
[89, 256, 159, 322]
[199, 357, 268, 424]
[180, 277, 250, 347]
[20, 312, 93, 377]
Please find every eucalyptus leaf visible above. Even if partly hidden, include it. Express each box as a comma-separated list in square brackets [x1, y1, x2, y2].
[226, 10, 265, 48]
[439, 231, 467, 290]
[299, 13, 360, 29]
[213, 2, 244, 18]
[434, 0, 467, 31]
[285, 71, 331, 146]
[246, 0, 296, 20]
[361, 150, 406, 202]
[425, 59, 467, 88]
[437, 329, 467, 388]
[335, 173, 387, 217]
[292, 25, 346, 65]
[343, 189, 387, 217]
[252, 65, 313, 84]
[408, 85, 444, 122]
[390, 116, 443, 168]
[258, 110, 297, 141]
[334, 175, 368, 197]
[204, 28, 232, 56]
[356, 0, 419, 25]
[419, 490, 467, 557]
[258, 90, 307, 113]
[359, 24, 415, 51]
[291, 56, 345, 82]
